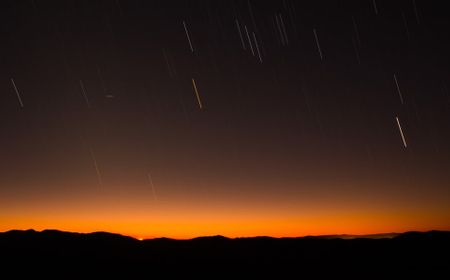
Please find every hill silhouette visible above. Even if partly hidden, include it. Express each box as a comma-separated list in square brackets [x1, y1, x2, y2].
[1, 229, 449, 277]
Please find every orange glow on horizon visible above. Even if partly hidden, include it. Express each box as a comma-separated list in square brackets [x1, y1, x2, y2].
[2, 195, 450, 239]
[2, 181, 450, 239]
[2, 217, 450, 240]
[1, 0, 450, 247]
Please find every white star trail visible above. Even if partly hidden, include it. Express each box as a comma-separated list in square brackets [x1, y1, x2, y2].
[395, 116, 408, 148]
[79, 80, 90, 108]
[373, 0, 378, 15]
[313, 29, 323, 61]
[235, 19, 246, 50]
[275, 14, 285, 46]
[252, 32, 262, 63]
[88, 146, 103, 186]
[279, 13, 289, 45]
[10, 78, 24, 108]
[147, 172, 158, 202]
[394, 74, 404, 105]
[183, 20, 194, 53]
[245, 25, 255, 56]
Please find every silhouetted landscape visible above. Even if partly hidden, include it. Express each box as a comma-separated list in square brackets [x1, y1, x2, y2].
[1, 229, 449, 277]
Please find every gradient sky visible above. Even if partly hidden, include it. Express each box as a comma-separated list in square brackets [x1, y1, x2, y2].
[1, 0, 450, 239]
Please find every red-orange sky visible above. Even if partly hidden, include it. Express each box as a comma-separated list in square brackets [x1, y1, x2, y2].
[2, 177, 450, 238]
[1, 0, 450, 239]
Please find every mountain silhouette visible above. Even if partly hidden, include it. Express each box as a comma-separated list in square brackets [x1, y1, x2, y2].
[1, 229, 449, 278]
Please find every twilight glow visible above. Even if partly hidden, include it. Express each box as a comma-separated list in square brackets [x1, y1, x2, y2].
[1, 0, 450, 239]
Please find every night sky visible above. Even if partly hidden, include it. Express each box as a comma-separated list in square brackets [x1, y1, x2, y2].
[1, 0, 449, 238]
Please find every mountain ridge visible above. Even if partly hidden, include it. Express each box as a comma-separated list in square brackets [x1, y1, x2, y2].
[1, 228, 449, 277]
[2, 228, 437, 240]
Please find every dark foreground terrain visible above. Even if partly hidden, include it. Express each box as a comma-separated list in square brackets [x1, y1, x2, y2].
[1, 230, 449, 278]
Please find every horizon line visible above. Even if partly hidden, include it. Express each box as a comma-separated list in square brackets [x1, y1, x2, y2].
[2, 228, 449, 241]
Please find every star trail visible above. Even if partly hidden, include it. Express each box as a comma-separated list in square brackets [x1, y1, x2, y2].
[0, 0, 449, 238]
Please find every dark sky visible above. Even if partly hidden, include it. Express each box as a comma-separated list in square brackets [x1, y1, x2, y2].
[1, 0, 449, 238]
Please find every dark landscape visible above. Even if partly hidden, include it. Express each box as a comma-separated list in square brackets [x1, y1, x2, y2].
[1, 229, 449, 277]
